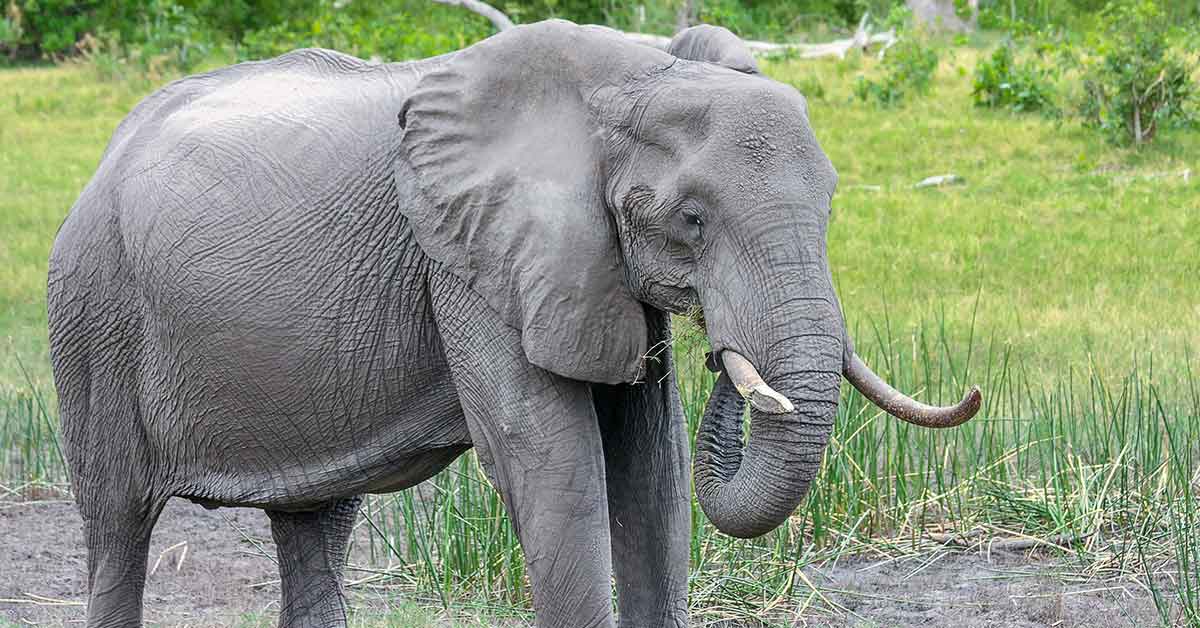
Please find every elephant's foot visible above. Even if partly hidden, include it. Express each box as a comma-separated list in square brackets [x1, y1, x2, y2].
[267, 495, 362, 628]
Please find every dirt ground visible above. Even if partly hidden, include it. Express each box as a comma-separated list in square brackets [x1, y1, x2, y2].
[0, 498, 1168, 627]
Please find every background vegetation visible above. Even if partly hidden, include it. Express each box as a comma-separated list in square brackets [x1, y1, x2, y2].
[1, 0, 1198, 625]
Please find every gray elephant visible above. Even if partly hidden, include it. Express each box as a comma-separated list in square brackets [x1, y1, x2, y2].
[48, 20, 980, 628]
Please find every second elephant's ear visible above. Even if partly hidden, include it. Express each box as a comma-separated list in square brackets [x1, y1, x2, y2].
[668, 24, 759, 74]
[396, 21, 669, 384]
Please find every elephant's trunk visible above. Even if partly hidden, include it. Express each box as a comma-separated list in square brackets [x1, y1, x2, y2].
[692, 289, 982, 539]
[693, 340, 982, 539]
[691, 206, 982, 539]
[693, 325, 843, 539]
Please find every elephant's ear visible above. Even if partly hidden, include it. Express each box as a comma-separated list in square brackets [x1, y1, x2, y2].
[668, 24, 759, 74]
[396, 21, 668, 384]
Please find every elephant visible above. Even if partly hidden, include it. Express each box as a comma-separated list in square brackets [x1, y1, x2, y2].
[47, 19, 981, 628]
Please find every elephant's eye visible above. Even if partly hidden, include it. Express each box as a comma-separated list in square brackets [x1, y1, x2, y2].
[672, 206, 705, 249]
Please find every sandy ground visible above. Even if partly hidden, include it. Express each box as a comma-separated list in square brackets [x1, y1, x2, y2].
[0, 498, 1168, 627]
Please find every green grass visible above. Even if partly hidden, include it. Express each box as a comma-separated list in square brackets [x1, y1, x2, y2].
[765, 48, 1200, 384]
[0, 59, 234, 388]
[1, 42, 1199, 626]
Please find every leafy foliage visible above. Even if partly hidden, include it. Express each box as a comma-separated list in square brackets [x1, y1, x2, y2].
[854, 36, 939, 107]
[971, 42, 1057, 114]
[238, 1, 493, 62]
[0, 0, 905, 65]
[976, 0, 1108, 31]
[1077, 0, 1197, 145]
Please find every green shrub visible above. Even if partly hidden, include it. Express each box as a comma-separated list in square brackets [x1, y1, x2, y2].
[2, 0, 93, 58]
[237, 1, 494, 62]
[2, 0, 912, 64]
[972, 43, 1058, 114]
[1077, 0, 1197, 145]
[854, 36, 939, 107]
[1, 3, 23, 59]
[0, 0, 224, 73]
[794, 74, 827, 101]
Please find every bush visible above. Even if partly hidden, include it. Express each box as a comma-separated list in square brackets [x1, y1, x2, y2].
[972, 43, 1058, 114]
[1077, 0, 1197, 145]
[0, 0, 910, 63]
[979, 0, 1199, 33]
[0, 0, 224, 72]
[238, 1, 494, 62]
[854, 36, 939, 107]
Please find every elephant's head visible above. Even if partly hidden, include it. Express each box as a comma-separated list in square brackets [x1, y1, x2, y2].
[396, 20, 980, 539]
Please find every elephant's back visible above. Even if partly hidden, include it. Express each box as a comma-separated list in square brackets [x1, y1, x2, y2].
[54, 49, 421, 265]
[48, 50, 469, 508]
[52, 47, 438, 406]
[101, 50, 421, 293]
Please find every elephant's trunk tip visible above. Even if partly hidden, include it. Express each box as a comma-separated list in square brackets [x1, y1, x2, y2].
[845, 353, 982, 428]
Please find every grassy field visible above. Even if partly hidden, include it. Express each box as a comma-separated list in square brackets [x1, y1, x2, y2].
[1, 41, 1199, 626]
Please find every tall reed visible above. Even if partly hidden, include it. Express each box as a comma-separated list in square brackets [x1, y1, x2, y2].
[2, 316, 1197, 623]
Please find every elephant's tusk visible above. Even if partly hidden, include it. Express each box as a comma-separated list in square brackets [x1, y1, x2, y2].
[720, 350, 795, 415]
[844, 353, 981, 428]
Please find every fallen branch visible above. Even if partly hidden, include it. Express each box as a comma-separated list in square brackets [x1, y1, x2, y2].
[433, 0, 897, 60]
[928, 528, 1090, 552]
[0, 593, 84, 607]
[622, 12, 897, 60]
[986, 533, 1090, 553]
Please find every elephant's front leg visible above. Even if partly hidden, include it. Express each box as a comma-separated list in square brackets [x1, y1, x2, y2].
[594, 312, 691, 628]
[430, 276, 616, 628]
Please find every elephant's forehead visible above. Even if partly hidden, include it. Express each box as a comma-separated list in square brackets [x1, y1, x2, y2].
[726, 102, 810, 166]
[700, 105, 832, 204]
[633, 74, 835, 203]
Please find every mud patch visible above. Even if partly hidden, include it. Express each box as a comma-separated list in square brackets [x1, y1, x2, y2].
[0, 499, 1166, 627]
[1, 499, 281, 626]
[806, 551, 1161, 627]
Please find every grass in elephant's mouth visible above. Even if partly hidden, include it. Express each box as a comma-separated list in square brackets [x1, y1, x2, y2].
[1, 48, 1198, 626]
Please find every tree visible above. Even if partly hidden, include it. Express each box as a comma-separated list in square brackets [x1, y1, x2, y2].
[906, 0, 979, 32]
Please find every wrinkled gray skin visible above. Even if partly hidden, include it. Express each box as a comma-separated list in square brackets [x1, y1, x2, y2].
[49, 20, 968, 628]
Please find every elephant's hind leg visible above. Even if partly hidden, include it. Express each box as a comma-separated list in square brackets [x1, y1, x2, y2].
[68, 378, 166, 627]
[266, 495, 363, 628]
[52, 300, 168, 627]
[79, 499, 167, 627]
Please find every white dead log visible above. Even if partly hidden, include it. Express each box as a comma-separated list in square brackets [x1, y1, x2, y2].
[914, 174, 965, 188]
[619, 16, 896, 60]
[433, 0, 897, 61]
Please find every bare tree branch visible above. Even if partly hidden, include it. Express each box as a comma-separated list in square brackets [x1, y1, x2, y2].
[431, 0, 514, 32]
[906, 0, 979, 33]
[675, 0, 699, 33]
